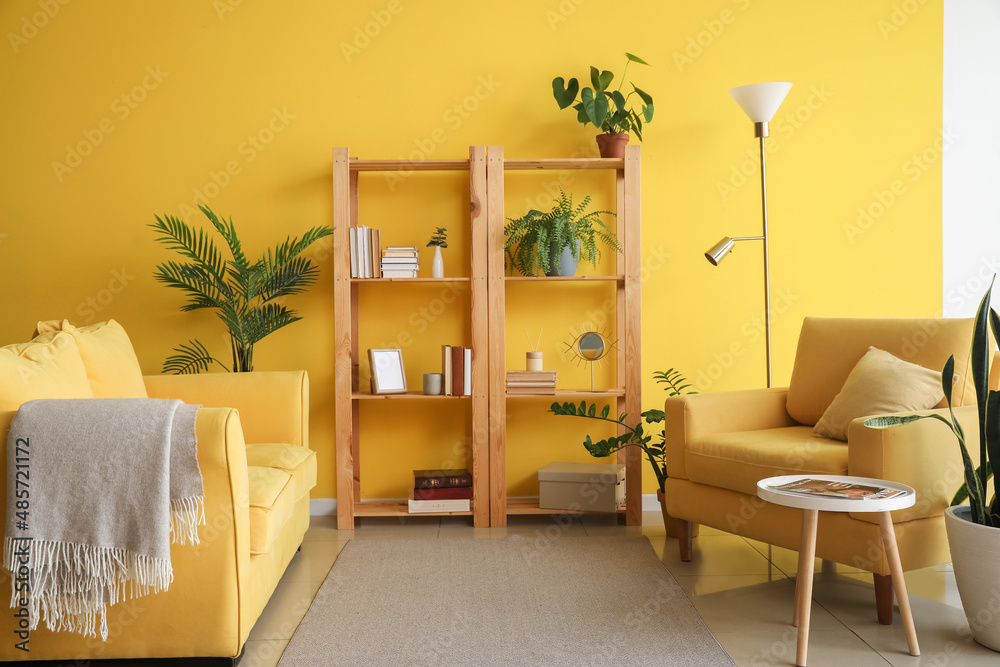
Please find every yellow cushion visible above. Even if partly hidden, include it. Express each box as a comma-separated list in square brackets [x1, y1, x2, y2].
[0, 331, 94, 410]
[786, 317, 975, 426]
[35, 319, 147, 398]
[813, 347, 944, 441]
[686, 426, 848, 496]
[245, 443, 317, 501]
[248, 466, 294, 555]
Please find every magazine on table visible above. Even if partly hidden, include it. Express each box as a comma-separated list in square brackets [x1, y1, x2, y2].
[767, 478, 906, 500]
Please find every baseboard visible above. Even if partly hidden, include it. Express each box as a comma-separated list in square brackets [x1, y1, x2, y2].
[311, 495, 661, 516]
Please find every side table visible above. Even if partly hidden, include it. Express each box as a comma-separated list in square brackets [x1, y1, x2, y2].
[757, 474, 920, 666]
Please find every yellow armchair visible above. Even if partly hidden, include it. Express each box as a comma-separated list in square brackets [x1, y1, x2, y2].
[663, 317, 979, 625]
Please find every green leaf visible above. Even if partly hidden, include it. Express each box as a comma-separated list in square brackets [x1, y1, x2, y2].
[600, 404, 610, 419]
[580, 87, 609, 128]
[589, 66, 614, 91]
[552, 77, 579, 109]
[642, 104, 654, 123]
[632, 85, 653, 105]
[588, 403, 596, 417]
[625, 52, 650, 66]
[162, 340, 227, 375]
[577, 402, 587, 416]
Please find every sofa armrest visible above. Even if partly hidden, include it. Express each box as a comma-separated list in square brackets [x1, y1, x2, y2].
[144, 371, 309, 447]
[847, 405, 979, 523]
[664, 387, 797, 481]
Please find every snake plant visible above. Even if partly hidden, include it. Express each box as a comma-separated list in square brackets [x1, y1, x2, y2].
[150, 205, 333, 374]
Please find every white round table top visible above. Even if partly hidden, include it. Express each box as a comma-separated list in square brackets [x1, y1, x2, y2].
[757, 474, 916, 512]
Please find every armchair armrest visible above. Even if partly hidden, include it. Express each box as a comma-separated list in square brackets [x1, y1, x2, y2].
[144, 371, 308, 447]
[664, 387, 797, 481]
[847, 405, 979, 523]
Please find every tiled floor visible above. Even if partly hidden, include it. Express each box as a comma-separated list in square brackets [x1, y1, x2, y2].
[244, 511, 999, 667]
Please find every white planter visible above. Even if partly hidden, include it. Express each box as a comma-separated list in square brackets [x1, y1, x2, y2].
[431, 246, 444, 278]
[945, 505, 1000, 651]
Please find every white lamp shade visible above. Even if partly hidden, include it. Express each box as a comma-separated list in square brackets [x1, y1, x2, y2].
[729, 82, 793, 123]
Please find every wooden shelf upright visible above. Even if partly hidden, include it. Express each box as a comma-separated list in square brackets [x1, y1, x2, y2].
[485, 146, 643, 527]
[332, 146, 490, 529]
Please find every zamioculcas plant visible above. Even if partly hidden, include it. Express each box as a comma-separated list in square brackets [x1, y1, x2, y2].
[864, 280, 999, 527]
[150, 205, 333, 374]
[549, 369, 696, 492]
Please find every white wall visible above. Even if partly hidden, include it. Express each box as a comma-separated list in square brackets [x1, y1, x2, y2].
[943, 0, 1000, 317]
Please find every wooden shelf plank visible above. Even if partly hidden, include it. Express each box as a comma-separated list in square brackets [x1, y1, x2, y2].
[350, 159, 470, 172]
[503, 158, 625, 171]
[351, 277, 472, 283]
[353, 500, 474, 517]
[505, 497, 625, 515]
[504, 275, 622, 282]
[352, 391, 471, 400]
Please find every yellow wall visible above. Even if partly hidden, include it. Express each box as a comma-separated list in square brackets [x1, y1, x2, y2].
[0, 1, 942, 499]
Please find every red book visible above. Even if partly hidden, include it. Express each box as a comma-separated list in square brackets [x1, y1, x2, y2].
[451, 345, 465, 396]
[413, 486, 474, 501]
[413, 468, 473, 489]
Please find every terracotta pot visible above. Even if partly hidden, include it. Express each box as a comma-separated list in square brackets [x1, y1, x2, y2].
[656, 489, 699, 538]
[945, 506, 1000, 651]
[596, 133, 630, 158]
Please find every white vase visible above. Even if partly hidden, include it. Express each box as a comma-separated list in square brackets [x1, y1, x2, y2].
[431, 246, 444, 278]
[945, 505, 1000, 651]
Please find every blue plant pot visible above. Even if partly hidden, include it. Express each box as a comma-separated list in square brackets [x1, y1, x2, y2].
[545, 239, 581, 277]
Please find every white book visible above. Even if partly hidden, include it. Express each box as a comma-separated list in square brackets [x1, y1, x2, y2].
[381, 269, 418, 278]
[349, 228, 358, 278]
[360, 226, 370, 278]
[464, 348, 472, 396]
[407, 492, 471, 513]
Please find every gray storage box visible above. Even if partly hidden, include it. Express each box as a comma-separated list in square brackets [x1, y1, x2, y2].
[538, 462, 625, 513]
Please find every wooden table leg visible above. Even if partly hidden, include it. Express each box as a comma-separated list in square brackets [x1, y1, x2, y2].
[795, 509, 819, 666]
[877, 511, 920, 656]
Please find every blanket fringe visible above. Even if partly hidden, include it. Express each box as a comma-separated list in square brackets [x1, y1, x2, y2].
[169, 495, 206, 546]
[3, 536, 172, 641]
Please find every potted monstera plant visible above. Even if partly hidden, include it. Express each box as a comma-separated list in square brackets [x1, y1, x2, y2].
[552, 52, 654, 158]
[864, 281, 1000, 651]
[550, 369, 698, 537]
[504, 188, 619, 277]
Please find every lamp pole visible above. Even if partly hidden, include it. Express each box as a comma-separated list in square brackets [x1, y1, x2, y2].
[755, 121, 772, 389]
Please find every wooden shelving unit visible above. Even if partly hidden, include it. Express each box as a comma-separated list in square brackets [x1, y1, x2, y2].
[333, 145, 641, 530]
[332, 146, 490, 529]
[486, 145, 642, 527]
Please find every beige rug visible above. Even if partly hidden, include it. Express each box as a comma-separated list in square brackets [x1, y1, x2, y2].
[277, 535, 734, 666]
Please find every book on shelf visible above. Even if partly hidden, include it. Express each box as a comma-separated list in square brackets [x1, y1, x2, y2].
[381, 270, 418, 278]
[442, 345, 453, 395]
[506, 385, 557, 395]
[766, 478, 906, 500]
[464, 347, 471, 397]
[413, 468, 473, 489]
[407, 492, 471, 513]
[381, 257, 421, 264]
[371, 228, 381, 278]
[349, 228, 358, 278]
[506, 370, 557, 381]
[505, 382, 558, 387]
[413, 486, 474, 501]
[451, 345, 465, 396]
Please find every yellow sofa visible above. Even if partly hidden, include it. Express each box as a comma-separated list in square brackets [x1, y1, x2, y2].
[664, 317, 982, 624]
[0, 320, 316, 662]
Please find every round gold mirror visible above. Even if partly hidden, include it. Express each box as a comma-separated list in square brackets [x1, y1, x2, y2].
[578, 332, 608, 361]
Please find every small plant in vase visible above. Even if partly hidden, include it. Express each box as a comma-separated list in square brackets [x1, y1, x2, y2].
[504, 188, 620, 277]
[427, 227, 447, 278]
[552, 52, 654, 158]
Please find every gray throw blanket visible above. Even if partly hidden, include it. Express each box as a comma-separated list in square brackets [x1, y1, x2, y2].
[3, 398, 204, 641]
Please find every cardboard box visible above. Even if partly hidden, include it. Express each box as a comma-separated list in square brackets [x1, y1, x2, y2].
[538, 462, 625, 513]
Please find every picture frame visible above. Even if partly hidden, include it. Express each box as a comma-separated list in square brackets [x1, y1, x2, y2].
[368, 348, 407, 394]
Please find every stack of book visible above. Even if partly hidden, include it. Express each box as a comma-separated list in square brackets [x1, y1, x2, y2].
[381, 246, 419, 278]
[441, 345, 472, 396]
[506, 370, 557, 394]
[349, 226, 381, 278]
[408, 468, 473, 513]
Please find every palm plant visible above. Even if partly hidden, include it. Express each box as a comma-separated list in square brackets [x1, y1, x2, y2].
[504, 188, 619, 276]
[150, 205, 333, 373]
[549, 368, 696, 492]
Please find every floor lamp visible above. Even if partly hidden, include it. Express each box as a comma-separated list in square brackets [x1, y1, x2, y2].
[705, 82, 792, 389]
